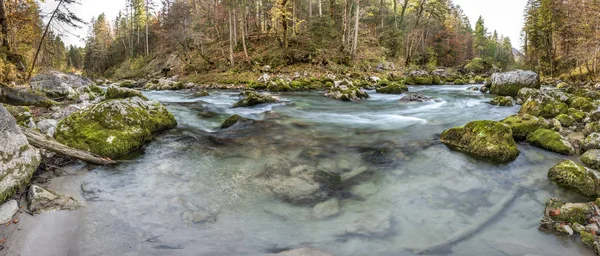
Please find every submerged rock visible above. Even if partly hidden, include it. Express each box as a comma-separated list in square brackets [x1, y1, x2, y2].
[490, 96, 514, 107]
[527, 129, 575, 155]
[343, 212, 395, 238]
[501, 114, 549, 140]
[27, 185, 82, 214]
[0, 200, 18, 224]
[30, 70, 94, 98]
[548, 160, 600, 198]
[312, 198, 340, 220]
[440, 120, 519, 163]
[182, 209, 218, 224]
[398, 92, 431, 103]
[582, 150, 600, 169]
[325, 80, 369, 101]
[0, 105, 41, 203]
[220, 114, 254, 129]
[233, 91, 278, 107]
[582, 133, 600, 152]
[194, 90, 210, 97]
[105, 85, 148, 100]
[55, 97, 177, 158]
[268, 176, 326, 204]
[490, 70, 540, 96]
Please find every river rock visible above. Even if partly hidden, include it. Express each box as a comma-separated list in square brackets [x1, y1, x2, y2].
[30, 71, 94, 98]
[440, 120, 519, 163]
[312, 198, 340, 220]
[398, 92, 431, 103]
[516, 88, 541, 103]
[268, 176, 326, 204]
[233, 91, 278, 107]
[501, 114, 549, 140]
[570, 96, 596, 112]
[37, 119, 58, 137]
[0, 105, 41, 203]
[0, 200, 18, 224]
[585, 122, 600, 136]
[555, 114, 576, 127]
[343, 212, 395, 238]
[55, 97, 177, 158]
[490, 70, 540, 96]
[105, 85, 148, 100]
[220, 114, 254, 129]
[27, 185, 82, 214]
[375, 82, 408, 94]
[325, 80, 369, 101]
[527, 129, 575, 155]
[519, 94, 568, 119]
[466, 86, 479, 91]
[548, 160, 600, 198]
[582, 133, 600, 152]
[270, 248, 333, 256]
[404, 70, 440, 85]
[490, 96, 514, 107]
[194, 90, 209, 97]
[582, 150, 600, 170]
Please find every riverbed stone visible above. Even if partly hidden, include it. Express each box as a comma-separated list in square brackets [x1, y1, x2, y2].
[490, 96, 514, 107]
[312, 198, 340, 220]
[570, 96, 596, 112]
[194, 90, 209, 97]
[440, 120, 519, 163]
[519, 94, 569, 119]
[30, 70, 94, 98]
[325, 80, 369, 101]
[233, 91, 278, 107]
[220, 114, 254, 129]
[501, 114, 549, 140]
[548, 160, 600, 198]
[0, 200, 18, 224]
[398, 92, 431, 103]
[343, 212, 395, 238]
[375, 82, 408, 94]
[490, 70, 541, 97]
[556, 114, 576, 127]
[27, 185, 82, 214]
[585, 122, 600, 136]
[105, 85, 148, 100]
[268, 176, 326, 204]
[569, 108, 587, 122]
[516, 88, 541, 103]
[582, 150, 600, 170]
[582, 133, 600, 152]
[0, 105, 41, 203]
[527, 129, 575, 155]
[55, 97, 177, 158]
[37, 119, 58, 137]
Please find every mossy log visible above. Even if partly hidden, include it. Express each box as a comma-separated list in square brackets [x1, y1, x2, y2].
[21, 127, 117, 165]
[0, 83, 55, 107]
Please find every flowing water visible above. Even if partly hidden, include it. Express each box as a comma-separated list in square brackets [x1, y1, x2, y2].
[9, 85, 596, 256]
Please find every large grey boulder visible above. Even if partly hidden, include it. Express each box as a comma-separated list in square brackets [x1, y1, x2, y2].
[0, 105, 41, 203]
[490, 70, 541, 96]
[30, 71, 94, 98]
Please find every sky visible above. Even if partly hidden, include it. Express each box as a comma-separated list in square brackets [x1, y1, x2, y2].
[41, 0, 527, 48]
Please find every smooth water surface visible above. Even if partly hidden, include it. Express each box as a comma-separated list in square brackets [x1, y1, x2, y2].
[12, 85, 595, 256]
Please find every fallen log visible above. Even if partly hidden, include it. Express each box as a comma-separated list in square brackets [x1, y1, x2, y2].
[0, 83, 56, 107]
[20, 127, 117, 165]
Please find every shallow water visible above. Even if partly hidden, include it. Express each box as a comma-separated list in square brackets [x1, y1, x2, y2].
[11, 85, 596, 256]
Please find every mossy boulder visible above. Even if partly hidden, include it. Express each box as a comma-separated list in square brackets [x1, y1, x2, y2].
[119, 80, 136, 88]
[325, 80, 369, 101]
[519, 94, 569, 119]
[233, 91, 278, 108]
[490, 70, 541, 97]
[105, 85, 148, 100]
[3, 105, 34, 127]
[490, 96, 514, 107]
[375, 82, 408, 94]
[569, 108, 587, 122]
[267, 80, 293, 92]
[194, 90, 210, 97]
[453, 79, 468, 85]
[581, 133, 600, 152]
[581, 150, 600, 170]
[220, 114, 254, 129]
[527, 129, 575, 155]
[516, 88, 541, 103]
[0, 105, 41, 203]
[585, 122, 600, 136]
[569, 96, 596, 112]
[55, 97, 177, 158]
[404, 71, 440, 85]
[440, 120, 519, 163]
[548, 160, 600, 198]
[555, 114, 576, 127]
[501, 114, 549, 140]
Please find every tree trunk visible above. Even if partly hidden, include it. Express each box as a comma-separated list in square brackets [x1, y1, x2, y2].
[342, 0, 348, 45]
[145, 0, 149, 57]
[330, 0, 334, 19]
[241, 10, 250, 63]
[0, 0, 9, 51]
[378, 0, 384, 34]
[229, 9, 235, 67]
[281, 0, 289, 53]
[351, 0, 359, 59]
[28, 0, 64, 82]
[398, 0, 408, 28]
[319, 0, 322, 17]
[233, 7, 238, 46]
[292, 0, 297, 37]
[309, 0, 312, 18]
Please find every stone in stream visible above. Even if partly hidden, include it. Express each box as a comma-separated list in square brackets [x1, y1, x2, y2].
[489, 96, 514, 107]
[55, 96, 177, 158]
[342, 212, 395, 238]
[270, 248, 333, 256]
[312, 198, 340, 220]
[105, 85, 148, 100]
[398, 92, 431, 103]
[526, 129, 575, 155]
[324, 80, 369, 101]
[466, 86, 479, 91]
[584, 122, 600, 137]
[0, 200, 19, 224]
[516, 88, 541, 103]
[519, 94, 569, 119]
[27, 185, 82, 214]
[555, 114, 576, 127]
[582, 133, 600, 152]
[440, 120, 519, 163]
[501, 114, 549, 140]
[220, 114, 254, 129]
[490, 70, 540, 97]
[375, 81, 408, 94]
[194, 90, 210, 97]
[0, 105, 41, 203]
[233, 91, 278, 107]
[548, 160, 600, 198]
[581, 150, 600, 169]
[30, 70, 94, 98]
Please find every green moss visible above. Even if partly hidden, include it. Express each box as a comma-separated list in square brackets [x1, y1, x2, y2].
[106, 86, 148, 100]
[248, 81, 268, 90]
[556, 114, 576, 127]
[527, 129, 575, 155]
[490, 96, 514, 107]
[501, 114, 549, 140]
[570, 96, 595, 112]
[569, 108, 586, 122]
[55, 98, 177, 158]
[267, 80, 292, 92]
[474, 76, 486, 83]
[405, 75, 436, 85]
[581, 230, 596, 247]
[519, 95, 569, 118]
[582, 133, 600, 152]
[453, 79, 468, 85]
[548, 160, 597, 198]
[194, 90, 210, 97]
[440, 120, 519, 163]
[220, 114, 241, 129]
[233, 91, 278, 107]
[556, 206, 591, 225]
[376, 82, 408, 94]
[119, 81, 135, 88]
[582, 150, 600, 169]
[171, 82, 185, 90]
